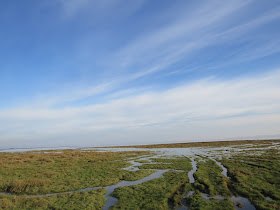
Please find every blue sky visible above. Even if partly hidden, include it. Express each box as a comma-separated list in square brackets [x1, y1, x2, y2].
[1, 0, 280, 148]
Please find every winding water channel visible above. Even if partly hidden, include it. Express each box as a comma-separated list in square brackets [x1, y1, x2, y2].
[102, 169, 169, 209]
[178, 156, 255, 210]
[187, 158, 197, 183]
[0, 147, 259, 209]
[0, 154, 170, 209]
[208, 157, 229, 178]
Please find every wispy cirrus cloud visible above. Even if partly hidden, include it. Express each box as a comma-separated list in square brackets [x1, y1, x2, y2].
[95, 0, 280, 85]
[1, 1, 280, 148]
[56, 0, 147, 20]
[34, 0, 280, 109]
[1, 69, 280, 147]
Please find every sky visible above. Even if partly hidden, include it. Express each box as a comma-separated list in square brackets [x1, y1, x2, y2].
[1, 0, 280, 148]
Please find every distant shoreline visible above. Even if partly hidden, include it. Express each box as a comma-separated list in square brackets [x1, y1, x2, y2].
[101, 139, 280, 148]
[1, 138, 279, 152]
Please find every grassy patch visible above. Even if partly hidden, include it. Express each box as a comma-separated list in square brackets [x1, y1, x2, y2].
[1, 141, 279, 209]
[134, 160, 150, 163]
[194, 159, 231, 196]
[187, 191, 235, 210]
[0, 188, 106, 210]
[139, 157, 192, 171]
[173, 183, 193, 207]
[120, 170, 155, 181]
[111, 170, 189, 209]
[222, 149, 280, 209]
[0, 150, 151, 194]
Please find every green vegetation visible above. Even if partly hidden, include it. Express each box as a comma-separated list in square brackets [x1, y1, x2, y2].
[181, 159, 235, 210]
[194, 160, 230, 196]
[222, 149, 280, 209]
[187, 191, 234, 210]
[0, 188, 106, 210]
[0, 140, 279, 209]
[110, 156, 192, 209]
[139, 157, 192, 171]
[0, 150, 152, 195]
[173, 183, 193, 207]
[111, 170, 189, 209]
[134, 160, 150, 163]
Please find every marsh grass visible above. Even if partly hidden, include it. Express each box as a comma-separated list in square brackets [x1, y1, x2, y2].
[0, 150, 152, 194]
[134, 160, 150, 163]
[187, 191, 235, 210]
[109, 156, 192, 209]
[139, 157, 192, 171]
[179, 159, 235, 210]
[0, 188, 106, 209]
[222, 149, 280, 209]
[173, 182, 193, 207]
[1, 141, 279, 209]
[194, 159, 231, 197]
[111, 170, 189, 209]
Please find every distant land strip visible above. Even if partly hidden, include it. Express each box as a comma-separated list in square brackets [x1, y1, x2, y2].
[102, 139, 280, 148]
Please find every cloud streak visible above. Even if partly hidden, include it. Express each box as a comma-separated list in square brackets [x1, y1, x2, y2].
[1, 1, 280, 148]
[1, 70, 280, 147]
[14, 0, 280, 109]
[68, 0, 280, 102]
[30, 1, 280, 108]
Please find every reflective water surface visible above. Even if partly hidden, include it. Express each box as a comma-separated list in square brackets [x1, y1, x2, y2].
[0, 144, 269, 209]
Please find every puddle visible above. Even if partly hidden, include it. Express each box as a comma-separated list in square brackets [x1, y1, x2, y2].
[231, 196, 256, 210]
[201, 193, 224, 201]
[265, 196, 273, 201]
[201, 193, 256, 210]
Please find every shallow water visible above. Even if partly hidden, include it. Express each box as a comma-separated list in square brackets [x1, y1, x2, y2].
[201, 193, 256, 210]
[187, 158, 197, 183]
[102, 169, 169, 210]
[231, 196, 256, 210]
[176, 191, 195, 210]
[266, 196, 273, 201]
[0, 168, 169, 206]
[176, 153, 255, 210]
[102, 155, 169, 209]
[178, 191, 256, 210]
[0, 153, 170, 210]
[201, 193, 224, 200]
[0, 145, 269, 209]
[208, 157, 230, 178]
[121, 160, 142, 171]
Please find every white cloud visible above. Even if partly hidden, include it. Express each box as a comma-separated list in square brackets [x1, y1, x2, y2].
[2, 1, 280, 148]
[1, 70, 280, 147]
[99, 0, 280, 83]
[35, 0, 280, 108]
